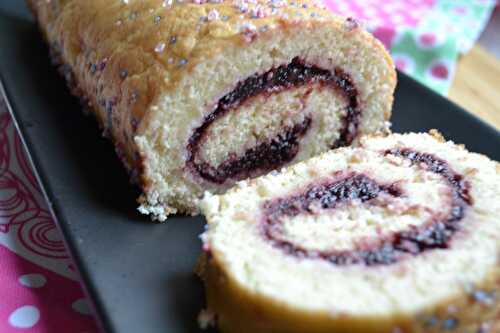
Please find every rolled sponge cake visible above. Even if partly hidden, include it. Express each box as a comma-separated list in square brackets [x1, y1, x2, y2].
[198, 132, 500, 333]
[28, 0, 396, 220]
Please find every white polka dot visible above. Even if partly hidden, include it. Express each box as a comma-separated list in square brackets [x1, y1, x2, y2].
[336, 1, 350, 13]
[18, 274, 47, 288]
[72, 298, 92, 316]
[381, 2, 398, 11]
[408, 9, 423, 20]
[8, 306, 40, 328]
[373, 17, 389, 27]
[391, 14, 406, 24]
[363, 7, 377, 18]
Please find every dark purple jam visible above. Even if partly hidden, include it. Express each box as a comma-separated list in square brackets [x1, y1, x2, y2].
[186, 57, 360, 184]
[261, 149, 472, 266]
[194, 117, 312, 184]
[265, 173, 401, 219]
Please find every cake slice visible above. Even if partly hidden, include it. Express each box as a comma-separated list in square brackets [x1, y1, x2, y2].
[198, 132, 500, 333]
[28, 0, 396, 220]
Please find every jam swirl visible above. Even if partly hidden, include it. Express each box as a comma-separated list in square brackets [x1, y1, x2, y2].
[186, 57, 360, 184]
[261, 149, 472, 266]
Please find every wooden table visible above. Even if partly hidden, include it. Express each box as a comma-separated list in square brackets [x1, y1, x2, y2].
[449, 8, 500, 130]
[450, 46, 500, 129]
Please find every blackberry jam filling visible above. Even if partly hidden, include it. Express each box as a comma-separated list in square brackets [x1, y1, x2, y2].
[194, 117, 312, 184]
[262, 150, 472, 266]
[186, 57, 360, 184]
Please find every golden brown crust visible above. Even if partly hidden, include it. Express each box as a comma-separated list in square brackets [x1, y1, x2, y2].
[28, 0, 396, 214]
[428, 129, 445, 143]
[199, 253, 500, 333]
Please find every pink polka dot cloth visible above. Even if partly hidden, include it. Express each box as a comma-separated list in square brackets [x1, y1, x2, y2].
[326, 0, 436, 29]
[0, 2, 498, 333]
[0, 99, 98, 333]
[324, 0, 498, 94]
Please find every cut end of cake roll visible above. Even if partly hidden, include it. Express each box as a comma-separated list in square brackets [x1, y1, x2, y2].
[135, 10, 396, 219]
[198, 132, 500, 333]
[28, 0, 396, 220]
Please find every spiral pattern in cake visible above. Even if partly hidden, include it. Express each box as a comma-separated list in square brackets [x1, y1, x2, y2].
[27, 0, 396, 219]
[198, 132, 500, 333]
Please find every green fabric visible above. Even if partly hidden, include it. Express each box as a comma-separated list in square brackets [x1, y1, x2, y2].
[389, 0, 496, 94]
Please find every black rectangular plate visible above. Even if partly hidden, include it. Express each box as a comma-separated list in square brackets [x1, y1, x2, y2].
[1, 2, 499, 333]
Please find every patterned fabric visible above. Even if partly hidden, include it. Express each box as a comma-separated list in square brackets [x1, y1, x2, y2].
[324, 0, 497, 94]
[0, 246, 96, 332]
[0, 99, 98, 333]
[0, 1, 496, 332]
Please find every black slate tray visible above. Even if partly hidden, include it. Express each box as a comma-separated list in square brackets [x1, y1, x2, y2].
[0, 2, 499, 333]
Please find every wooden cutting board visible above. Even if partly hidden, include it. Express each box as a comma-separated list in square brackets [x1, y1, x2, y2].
[449, 46, 500, 130]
